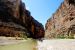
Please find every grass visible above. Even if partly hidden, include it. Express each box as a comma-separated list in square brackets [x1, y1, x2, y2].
[0, 39, 37, 50]
[56, 35, 75, 39]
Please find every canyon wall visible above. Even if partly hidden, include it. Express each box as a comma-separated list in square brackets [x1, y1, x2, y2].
[0, 0, 44, 39]
[45, 0, 75, 39]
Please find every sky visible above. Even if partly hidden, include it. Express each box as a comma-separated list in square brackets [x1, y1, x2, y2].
[22, 0, 64, 27]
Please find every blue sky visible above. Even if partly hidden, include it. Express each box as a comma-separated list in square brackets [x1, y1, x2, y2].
[22, 0, 64, 27]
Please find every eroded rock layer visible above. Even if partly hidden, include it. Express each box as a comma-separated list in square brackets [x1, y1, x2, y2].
[0, 0, 44, 39]
[45, 0, 75, 39]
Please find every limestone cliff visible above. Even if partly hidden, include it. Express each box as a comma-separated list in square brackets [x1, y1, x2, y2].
[45, 0, 75, 39]
[0, 0, 44, 39]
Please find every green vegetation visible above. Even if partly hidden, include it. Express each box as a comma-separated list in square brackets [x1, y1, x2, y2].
[56, 34, 75, 39]
[56, 34, 65, 39]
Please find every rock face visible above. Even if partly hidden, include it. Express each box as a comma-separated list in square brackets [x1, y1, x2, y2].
[45, 0, 75, 39]
[0, 0, 44, 39]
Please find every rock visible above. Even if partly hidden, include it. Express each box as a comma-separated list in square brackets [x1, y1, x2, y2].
[0, 0, 44, 39]
[45, 0, 75, 39]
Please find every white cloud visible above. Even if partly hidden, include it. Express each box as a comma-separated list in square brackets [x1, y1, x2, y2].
[26, 6, 30, 10]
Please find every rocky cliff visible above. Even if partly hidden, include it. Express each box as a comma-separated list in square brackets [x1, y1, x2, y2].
[45, 0, 75, 39]
[0, 0, 44, 39]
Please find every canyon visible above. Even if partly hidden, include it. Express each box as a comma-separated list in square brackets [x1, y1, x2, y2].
[0, 0, 75, 50]
[45, 0, 75, 39]
[0, 0, 44, 39]
[0, 0, 75, 39]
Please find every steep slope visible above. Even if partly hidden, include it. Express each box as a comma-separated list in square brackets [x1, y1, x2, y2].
[0, 0, 44, 39]
[45, 0, 75, 39]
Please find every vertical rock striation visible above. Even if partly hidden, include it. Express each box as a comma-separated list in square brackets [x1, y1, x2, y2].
[0, 0, 44, 39]
[45, 0, 75, 39]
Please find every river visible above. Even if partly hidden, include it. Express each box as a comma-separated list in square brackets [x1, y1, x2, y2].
[0, 39, 37, 50]
[0, 39, 75, 50]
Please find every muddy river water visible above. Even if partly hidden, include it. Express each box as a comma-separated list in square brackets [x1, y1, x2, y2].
[0, 39, 75, 50]
[0, 39, 37, 50]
